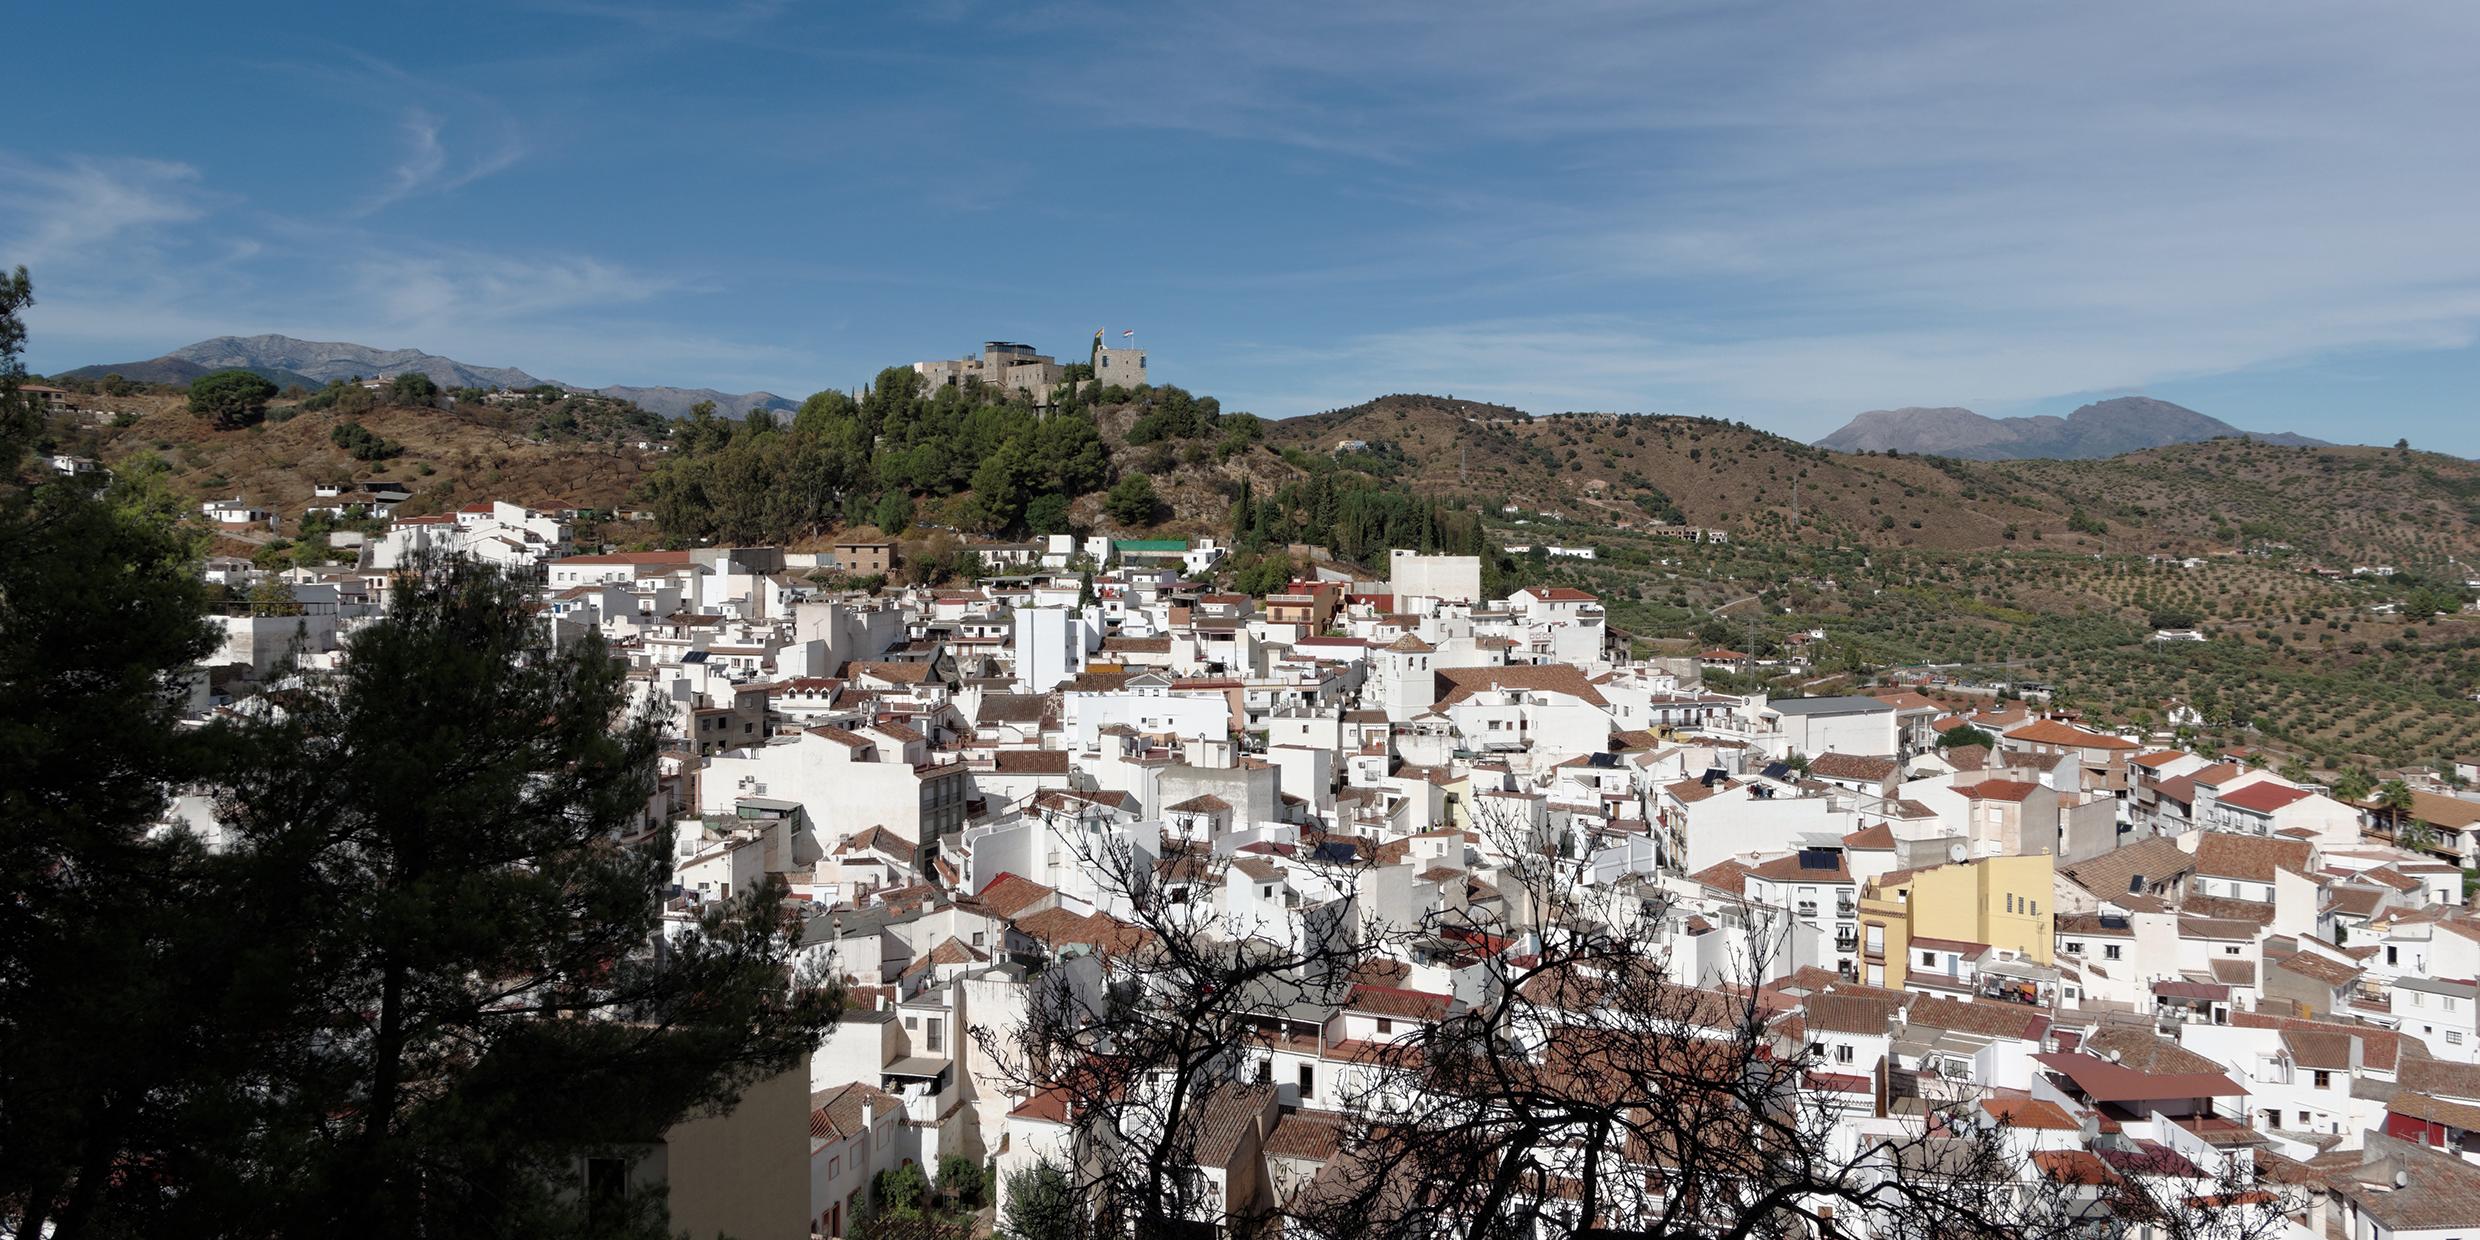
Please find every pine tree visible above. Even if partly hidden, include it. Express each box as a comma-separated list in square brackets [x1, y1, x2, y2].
[208, 554, 840, 1236]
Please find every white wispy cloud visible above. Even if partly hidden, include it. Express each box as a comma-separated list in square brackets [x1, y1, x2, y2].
[356, 106, 526, 216]
[0, 154, 207, 265]
[1067, 2, 2480, 436]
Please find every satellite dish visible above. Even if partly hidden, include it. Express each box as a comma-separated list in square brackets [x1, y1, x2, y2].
[2396, 1170, 2410, 1189]
[1947, 841, 1968, 864]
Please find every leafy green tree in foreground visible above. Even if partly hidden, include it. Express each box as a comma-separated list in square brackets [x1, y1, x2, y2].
[998, 1162, 1083, 1240]
[207, 553, 842, 1237]
[188, 368, 278, 429]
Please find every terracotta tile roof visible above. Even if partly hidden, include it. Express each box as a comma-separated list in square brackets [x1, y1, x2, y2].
[2400, 1060, 2480, 1100]
[1983, 1095, 2080, 1130]
[976, 692, 1053, 725]
[2181, 894, 2275, 924]
[2280, 1027, 2355, 1071]
[975, 872, 1057, 919]
[1167, 793, 1232, 814]
[1907, 996, 2050, 1041]
[2060, 837, 2193, 898]
[2410, 791, 2480, 830]
[2082, 1026, 2230, 1077]
[1801, 991, 1905, 1036]
[1941, 744, 1992, 771]
[811, 1081, 902, 1141]
[1687, 858, 1755, 893]
[838, 825, 919, 866]
[808, 724, 875, 749]
[993, 749, 1070, 775]
[1262, 1108, 1348, 1161]
[1665, 777, 1739, 804]
[2232, 1012, 2406, 1071]
[1809, 752, 1900, 782]
[1963, 778, 2042, 802]
[1232, 856, 1285, 882]
[849, 660, 935, 684]
[1186, 1082, 1276, 1170]
[2004, 719, 2138, 750]
[1346, 983, 1453, 1021]
[2270, 950, 2361, 988]
[2192, 832, 2313, 882]
[1842, 823, 1896, 850]
[1435, 663, 1610, 709]
[1748, 851, 1851, 883]
[2132, 749, 2192, 769]
[2219, 782, 2314, 814]
[2033, 1048, 2242, 1102]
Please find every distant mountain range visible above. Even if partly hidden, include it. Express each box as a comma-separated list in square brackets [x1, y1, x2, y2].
[58, 334, 797, 419]
[1813, 396, 2331, 460]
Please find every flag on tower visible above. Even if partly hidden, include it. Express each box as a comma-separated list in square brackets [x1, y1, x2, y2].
[1121, 330, 1134, 338]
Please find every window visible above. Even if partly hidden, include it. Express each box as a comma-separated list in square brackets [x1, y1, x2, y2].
[2064, 941, 2086, 956]
[2450, 1031, 2465, 1046]
[2225, 946, 2242, 956]
[1865, 925, 1884, 954]
[1920, 951, 1938, 968]
[926, 1019, 942, 1053]
[1836, 1043, 1855, 1065]
[2104, 944, 2123, 961]
[1376, 1017, 1393, 1034]
[586, 1156, 629, 1224]
[1298, 1063, 1316, 1099]
[2007, 894, 2017, 914]
[2029, 900, 2037, 917]
[2388, 945, 2399, 966]
[2297, 1111, 2312, 1127]
[1256, 1059, 1271, 1084]
[2414, 992, 2427, 1008]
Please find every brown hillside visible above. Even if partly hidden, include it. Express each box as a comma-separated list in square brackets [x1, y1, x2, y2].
[1263, 396, 2480, 563]
[77, 395, 662, 531]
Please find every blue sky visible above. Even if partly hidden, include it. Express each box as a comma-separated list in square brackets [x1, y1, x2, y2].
[8, 2, 2479, 453]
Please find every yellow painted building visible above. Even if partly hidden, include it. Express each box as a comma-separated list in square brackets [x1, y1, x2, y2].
[1857, 853, 2053, 993]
